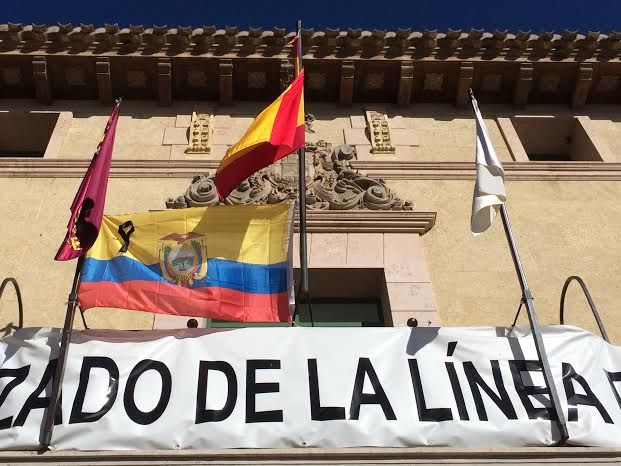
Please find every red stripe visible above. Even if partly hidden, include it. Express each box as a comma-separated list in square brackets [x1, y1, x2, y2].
[215, 124, 304, 199]
[269, 70, 304, 152]
[79, 280, 291, 323]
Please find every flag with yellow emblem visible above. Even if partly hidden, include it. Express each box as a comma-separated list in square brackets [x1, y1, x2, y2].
[78, 204, 294, 322]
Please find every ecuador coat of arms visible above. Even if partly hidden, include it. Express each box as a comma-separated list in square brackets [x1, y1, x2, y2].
[159, 232, 208, 287]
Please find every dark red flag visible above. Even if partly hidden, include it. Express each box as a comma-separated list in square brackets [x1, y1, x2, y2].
[54, 102, 120, 261]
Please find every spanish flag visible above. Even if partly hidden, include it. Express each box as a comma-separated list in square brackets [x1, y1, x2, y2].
[78, 204, 294, 322]
[215, 69, 305, 199]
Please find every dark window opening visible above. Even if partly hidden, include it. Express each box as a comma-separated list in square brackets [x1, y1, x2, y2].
[0, 112, 59, 158]
[205, 268, 388, 328]
[510, 116, 604, 162]
[296, 298, 384, 327]
[206, 298, 384, 328]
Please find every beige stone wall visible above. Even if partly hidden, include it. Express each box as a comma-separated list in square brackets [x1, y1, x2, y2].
[389, 179, 621, 345]
[589, 118, 621, 162]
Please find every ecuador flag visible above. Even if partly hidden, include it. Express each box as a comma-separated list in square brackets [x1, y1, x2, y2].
[215, 69, 305, 199]
[78, 204, 294, 322]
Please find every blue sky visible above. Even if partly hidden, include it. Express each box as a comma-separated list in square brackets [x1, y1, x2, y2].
[4, 0, 620, 32]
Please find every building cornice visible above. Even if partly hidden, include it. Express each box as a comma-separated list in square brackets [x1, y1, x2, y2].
[1, 25, 620, 62]
[2, 25, 620, 107]
[2, 159, 621, 181]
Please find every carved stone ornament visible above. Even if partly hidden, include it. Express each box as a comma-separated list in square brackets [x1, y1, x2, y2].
[185, 112, 212, 154]
[1, 67, 21, 86]
[65, 66, 86, 86]
[126, 69, 146, 88]
[365, 111, 395, 154]
[596, 75, 619, 93]
[539, 72, 560, 93]
[166, 140, 413, 211]
[305, 113, 315, 133]
[423, 72, 444, 91]
[307, 72, 327, 90]
[247, 71, 266, 89]
[365, 72, 385, 90]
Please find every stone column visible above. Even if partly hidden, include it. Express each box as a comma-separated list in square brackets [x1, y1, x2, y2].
[571, 63, 593, 110]
[456, 62, 473, 108]
[340, 60, 354, 106]
[397, 60, 414, 106]
[513, 63, 533, 109]
[32, 56, 52, 104]
[219, 59, 233, 105]
[157, 58, 172, 106]
[96, 57, 113, 105]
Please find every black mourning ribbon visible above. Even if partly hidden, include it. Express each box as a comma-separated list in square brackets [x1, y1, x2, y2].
[118, 221, 135, 253]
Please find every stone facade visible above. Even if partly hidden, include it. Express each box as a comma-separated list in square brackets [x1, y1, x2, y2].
[0, 99, 619, 345]
[2, 19, 621, 347]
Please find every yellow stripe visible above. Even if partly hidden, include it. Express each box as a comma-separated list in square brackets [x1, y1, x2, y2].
[217, 93, 285, 172]
[87, 204, 293, 265]
[297, 88, 305, 127]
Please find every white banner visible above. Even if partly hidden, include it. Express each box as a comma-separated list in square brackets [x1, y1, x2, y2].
[0, 325, 620, 450]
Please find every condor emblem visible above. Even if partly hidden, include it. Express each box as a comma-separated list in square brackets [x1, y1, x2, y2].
[159, 232, 208, 287]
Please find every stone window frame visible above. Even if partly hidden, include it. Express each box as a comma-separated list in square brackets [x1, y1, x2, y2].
[0, 110, 72, 159]
[496, 115, 614, 163]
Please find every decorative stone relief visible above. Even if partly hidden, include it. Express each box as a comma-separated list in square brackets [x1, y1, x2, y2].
[185, 112, 212, 154]
[305, 113, 315, 133]
[247, 71, 266, 89]
[187, 70, 207, 87]
[538, 72, 560, 93]
[481, 73, 503, 93]
[423, 72, 444, 91]
[596, 75, 619, 93]
[365, 72, 384, 90]
[65, 67, 86, 86]
[126, 69, 146, 88]
[1, 67, 21, 85]
[166, 140, 412, 211]
[307, 72, 327, 90]
[365, 111, 395, 155]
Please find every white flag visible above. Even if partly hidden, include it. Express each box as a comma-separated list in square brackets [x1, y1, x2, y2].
[470, 92, 506, 235]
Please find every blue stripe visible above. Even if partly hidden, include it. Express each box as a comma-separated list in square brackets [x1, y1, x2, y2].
[81, 256, 288, 295]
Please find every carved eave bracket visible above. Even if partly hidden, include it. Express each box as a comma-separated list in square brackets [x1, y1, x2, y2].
[164, 140, 435, 233]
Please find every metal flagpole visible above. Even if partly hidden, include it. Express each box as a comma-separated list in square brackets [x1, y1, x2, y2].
[499, 203, 569, 443]
[468, 89, 568, 442]
[41, 254, 85, 448]
[296, 19, 309, 298]
[290, 20, 314, 326]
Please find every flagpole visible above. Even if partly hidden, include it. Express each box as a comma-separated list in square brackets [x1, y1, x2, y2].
[42, 97, 121, 448]
[498, 204, 569, 443]
[41, 254, 84, 448]
[295, 20, 309, 298]
[468, 89, 568, 443]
